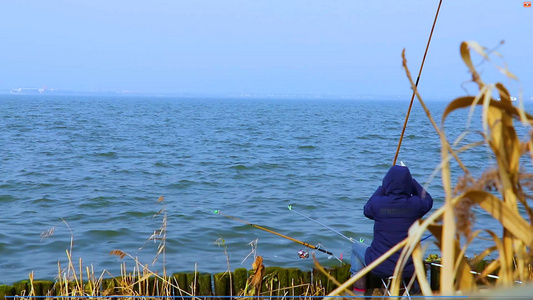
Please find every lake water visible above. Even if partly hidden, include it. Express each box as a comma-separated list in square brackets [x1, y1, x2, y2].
[1, 94, 531, 284]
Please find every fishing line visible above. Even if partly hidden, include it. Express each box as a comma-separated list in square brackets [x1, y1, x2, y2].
[213, 210, 342, 262]
[288, 205, 358, 244]
[393, 0, 443, 165]
[288, 205, 433, 243]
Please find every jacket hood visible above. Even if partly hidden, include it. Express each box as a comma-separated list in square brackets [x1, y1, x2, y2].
[382, 165, 414, 196]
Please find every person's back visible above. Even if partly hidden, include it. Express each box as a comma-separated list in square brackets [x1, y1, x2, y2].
[364, 165, 433, 278]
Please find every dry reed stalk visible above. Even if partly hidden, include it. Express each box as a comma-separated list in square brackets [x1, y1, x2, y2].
[402, 41, 533, 294]
[311, 253, 355, 297]
[396, 41, 533, 295]
[328, 40, 533, 298]
[149, 196, 168, 275]
[32, 196, 188, 298]
[108, 249, 187, 297]
[247, 255, 265, 296]
[215, 237, 233, 297]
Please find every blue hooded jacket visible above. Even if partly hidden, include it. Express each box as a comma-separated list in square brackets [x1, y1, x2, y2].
[364, 165, 433, 278]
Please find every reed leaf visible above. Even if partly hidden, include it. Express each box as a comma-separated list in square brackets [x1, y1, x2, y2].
[480, 259, 501, 282]
[496, 65, 519, 81]
[440, 105, 456, 295]
[442, 96, 533, 124]
[311, 254, 354, 297]
[484, 230, 511, 286]
[460, 42, 483, 86]
[412, 243, 432, 296]
[513, 239, 529, 283]
[465, 40, 491, 62]
[470, 245, 498, 267]
[464, 190, 533, 245]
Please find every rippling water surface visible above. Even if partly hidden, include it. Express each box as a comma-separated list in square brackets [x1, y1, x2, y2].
[1, 95, 531, 284]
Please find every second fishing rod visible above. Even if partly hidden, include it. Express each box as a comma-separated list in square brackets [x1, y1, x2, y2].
[213, 209, 342, 262]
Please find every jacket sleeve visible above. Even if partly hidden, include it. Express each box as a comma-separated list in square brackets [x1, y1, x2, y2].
[364, 186, 384, 220]
[363, 200, 374, 220]
[412, 179, 433, 215]
[412, 179, 423, 196]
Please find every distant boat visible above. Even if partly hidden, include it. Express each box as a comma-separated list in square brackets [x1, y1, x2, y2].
[497, 96, 517, 102]
[10, 88, 44, 95]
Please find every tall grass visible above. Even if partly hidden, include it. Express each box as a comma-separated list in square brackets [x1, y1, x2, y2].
[31, 197, 328, 299]
[35, 197, 190, 299]
[328, 41, 533, 297]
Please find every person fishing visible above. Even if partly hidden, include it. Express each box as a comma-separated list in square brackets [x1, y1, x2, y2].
[350, 163, 433, 295]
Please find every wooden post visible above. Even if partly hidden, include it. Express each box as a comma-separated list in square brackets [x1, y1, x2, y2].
[186, 272, 199, 295]
[0, 285, 16, 300]
[197, 273, 213, 296]
[13, 280, 29, 296]
[233, 268, 248, 295]
[325, 267, 337, 293]
[102, 278, 116, 295]
[287, 268, 303, 296]
[313, 268, 327, 294]
[30, 280, 43, 296]
[43, 280, 56, 296]
[430, 263, 440, 291]
[335, 264, 351, 284]
[172, 272, 188, 297]
[213, 272, 230, 298]
[277, 267, 289, 292]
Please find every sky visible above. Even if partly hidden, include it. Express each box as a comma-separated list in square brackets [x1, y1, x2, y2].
[0, 0, 531, 98]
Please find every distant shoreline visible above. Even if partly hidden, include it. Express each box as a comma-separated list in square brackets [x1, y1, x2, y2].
[0, 91, 480, 102]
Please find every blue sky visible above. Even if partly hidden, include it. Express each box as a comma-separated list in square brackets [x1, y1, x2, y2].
[0, 0, 531, 98]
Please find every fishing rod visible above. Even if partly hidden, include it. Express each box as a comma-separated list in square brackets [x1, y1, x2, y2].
[288, 205, 433, 243]
[392, 0, 443, 165]
[213, 210, 341, 261]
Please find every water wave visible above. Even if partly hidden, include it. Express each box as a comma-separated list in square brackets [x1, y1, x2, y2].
[1, 96, 531, 284]
[297, 145, 316, 150]
[229, 164, 248, 170]
[166, 180, 197, 189]
[92, 151, 118, 157]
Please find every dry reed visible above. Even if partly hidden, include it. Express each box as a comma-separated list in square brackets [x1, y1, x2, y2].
[326, 41, 533, 297]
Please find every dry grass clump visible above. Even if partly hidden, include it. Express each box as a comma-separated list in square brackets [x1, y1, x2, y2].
[328, 41, 533, 297]
[30, 196, 190, 299]
[29, 197, 327, 300]
[240, 260, 328, 299]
